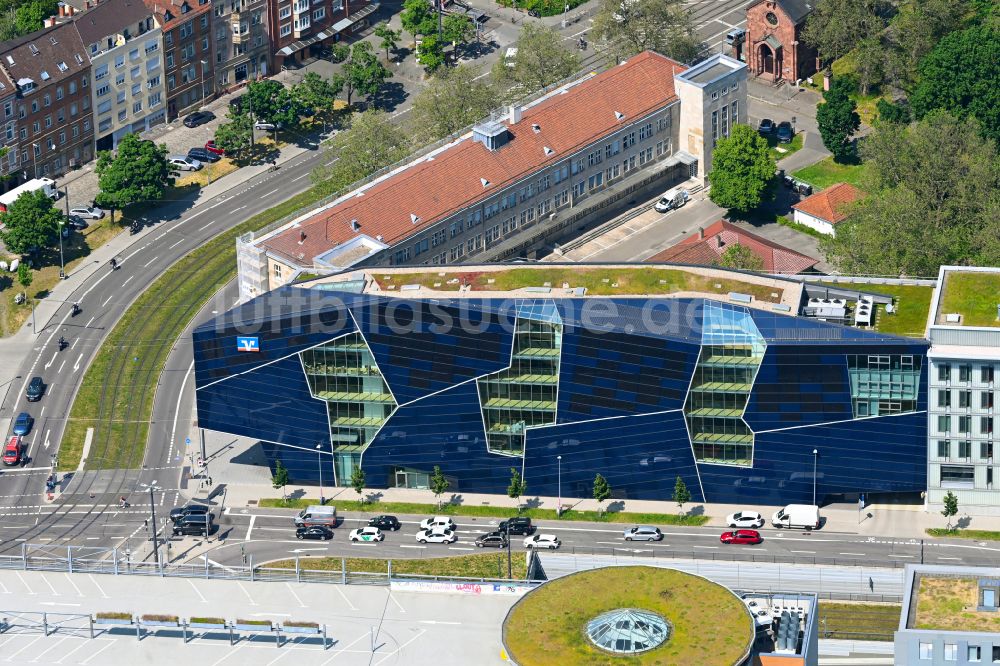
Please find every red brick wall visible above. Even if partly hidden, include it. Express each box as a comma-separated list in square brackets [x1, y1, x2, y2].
[746, 1, 815, 83]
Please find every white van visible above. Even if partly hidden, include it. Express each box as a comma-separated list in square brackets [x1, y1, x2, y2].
[654, 187, 690, 213]
[771, 504, 820, 530]
[293, 505, 337, 527]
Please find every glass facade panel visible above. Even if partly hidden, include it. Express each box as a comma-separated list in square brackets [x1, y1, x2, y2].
[847, 354, 921, 417]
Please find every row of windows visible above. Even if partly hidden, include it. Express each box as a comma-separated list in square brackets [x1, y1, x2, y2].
[18, 97, 91, 140]
[18, 121, 91, 162]
[937, 389, 997, 410]
[15, 77, 88, 120]
[918, 641, 1000, 661]
[938, 363, 997, 383]
[711, 101, 739, 147]
[936, 440, 995, 460]
[936, 415, 997, 436]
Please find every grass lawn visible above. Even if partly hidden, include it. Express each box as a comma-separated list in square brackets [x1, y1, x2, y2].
[373, 266, 786, 303]
[817, 602, 900, 641]
[174, 159, 240, 188]
[912, 576, 1000, 632]
[57, 186, 332, 471]
[505, 567, 753, 665]
[264, 553, 528, 579]
[926, 528, 1000, 541]
[768, 132, 804, 162]
[939, 272, 1000, 327]
[777, 214, 826, 240]
[793, 157, 869, 190]
[814, 282, 933, 338]
[258, 497, 710, 526]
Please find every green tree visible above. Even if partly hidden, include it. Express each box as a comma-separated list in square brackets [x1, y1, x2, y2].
[272, 460, 290, 501]
[292, 72, 344, 118]
[0, 6, 18, 42]
[802, 0, 887, 64]
[400, 0, 437, 40]
[411, 65, 497, 140]
[719, 243, 765, 271]
[672, 476, 691, 514]
[442, 13, 475, 51]
[13, 0, 57, 36]
[592, 473, 611, 515]
[852, 36, 885, 96]
[17, 261, 31, 288]
[429, 465, 450, 508]
[350, 466, 367, 505]
[507, 467, 526, 513]
[707, 124, 775, 212]
[374, 21, 401, 61]
[884, 0, 969, 87]
[417, 35, 446, 71]
[822, 111, 1000, 276]
[245, 79, 302, 127]
[592, 0, 699, 64]
[213, 110, 254, 157]
[311, 110, 410, 195]
[343, 41, 392, 107]
[0, 189, 61, 256]
[329, 43, 350, 63]
[910, 23, 1000, 143]
[817, 78, 861, 162]
[876, 98, 910, 125]
[94, 133, 170, 218]
[491, 23, 579, 98]
[941, 490, 958, 529]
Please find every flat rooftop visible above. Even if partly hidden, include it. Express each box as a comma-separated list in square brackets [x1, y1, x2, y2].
[675, 53, 744, 86]
[908, 574, 1000, 632]
[303, 264, 803, 311]
[934, 267, 1000, 328]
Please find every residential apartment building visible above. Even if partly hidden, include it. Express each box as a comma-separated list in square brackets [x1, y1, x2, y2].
[926, 266, 1000, 515]
[0, 22, 94, 184]
[0, 68, 20, 184]
[75, 0, 166, 151]
[211, 0, 268, 92]
[237, 52, 746, 302]
[269, 0, 379, 68]
[143, 0, 214, 120]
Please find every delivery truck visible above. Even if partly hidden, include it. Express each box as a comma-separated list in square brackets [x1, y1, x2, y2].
[771, 504, 821, 530]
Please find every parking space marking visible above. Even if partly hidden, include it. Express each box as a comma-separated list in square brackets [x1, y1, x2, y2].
[373, 628, 427, 666]
[388, 592, 405, 614]
[208, 641, 248, 666]
[3, 635, 44, 663]
[78, 638, 115, 664]
[52, 637, 97, 664]
[188, 578, 208, 603]
[319, 629, 371, 665]
[27, 635, 71, 663]
[63, 572, 84, 597]
[236, 581, 258, 606]
[285, 582, 306, 608]
[16, 571, 36, 595]
[334, 585, 357, 612]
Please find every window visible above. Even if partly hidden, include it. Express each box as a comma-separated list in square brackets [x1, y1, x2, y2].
[571, 158, 584, 175]
[941, 465, 974, 488]
[937, 441, 949, 458]
[970, 646, 982, 663]
[981, 441, 993, 460]
[731, 100, 739, 124]
[960, 390, 972, 408]
[313, 7, 324, 19]
[44, 115, 51, 128]
[166, 53, 174, 69]
[485, 224, 500, 244]
[918, 642, 932, 659]
[943, 643, 957, 661]
[519, 207, 535, 226]
[201, 15, 208, 28]
[984, 366, 996, 383]
[97, 84, 110, 97]
[57, 108, 63, 122]
[116, 73, 126, 86]
[993, 645, 1000, 662]
[721, 104, 729, 138]
[97, 100, 112, 114]
[983, 392, 995, 409]
[148, 91, 162, 107]
[58, 130, 64, 144]
[32, 121, 39, 133]
[959, 415, 971, 434]
[55, 87, 63, 100]
[280, 23, 292, 37]
[938, 363, 951, 382]
[431, 229, 446, 247]
[938, 415, 951, 432]
[983, 417, 994, 435]
[449, 220, 463, 238]
[3, 101, 10, 117]
[412, 238, 428, 256]
[961, 365, 972, 382]
[70, 102, 77, 116]
[711, 110, 718, 145]
[95, 63, 109, 80]
[448, 244, 463, 262]
[552, 164, 568, 183]
[938, 390, 951, 408]
[959, 440, 971, 459]
[147, 56, 160, 73]
[465, 234, 482, 255]
[117, 91, 126, 104]
[115, 54, 125, 69]
[43, 93, 50, 107]
[622, 131, 635, 149]
[31, 101, 38, 113]
[133, 101, 142, 114]
[638, 122, 653, 141]
[587, 149, 602, 166]
[983, 588, 998, 608]
[587, 172, 603, 191]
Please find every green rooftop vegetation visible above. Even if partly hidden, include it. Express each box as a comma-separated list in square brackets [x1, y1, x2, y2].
[793, 157, 869, 190]
[815, 282, 933, 338]
[939, 272, 1000, 327]
[504, 566, 753, 665]
[913, 577, 1000, 632]
[372, 267, 786, 303]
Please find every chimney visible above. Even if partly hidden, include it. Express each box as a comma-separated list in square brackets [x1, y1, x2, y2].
[66, 5, 74, 15]
[298, 230, 306, 244]
[716, 234, 724, 248]
[697, 227, 704, 240]
[508, 105, 522, 125]
[44, 16, 56, 26]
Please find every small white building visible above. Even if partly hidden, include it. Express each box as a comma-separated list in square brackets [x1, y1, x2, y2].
[790, 182, 861, 236]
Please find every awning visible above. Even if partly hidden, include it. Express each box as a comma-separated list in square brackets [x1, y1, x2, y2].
[275, 30, 330, 56]
[331, 18, 353, 32]
[764, 34, 782, 51]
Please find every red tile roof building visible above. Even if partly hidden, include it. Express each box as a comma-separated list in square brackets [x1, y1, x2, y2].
[238, 52, 748, 301]
[142, 0, 214, 120]
[791, 182, 862, 236]
[646, 219, 818, 274]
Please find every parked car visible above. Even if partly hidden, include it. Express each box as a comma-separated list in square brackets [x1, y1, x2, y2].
[168, 156, 202, 171]
[523, 534, 561, 550]
[66, 215, 88, 230]
[474, 531, 508, 548]
[253, 120, 281, 131]
[623, 525, 663, 542]
[776, 121, 794, 143]
[726, 510, 765, 529]
[720, 529, 763, 545]
[183, 111, 215, 128]
[2, 435, 22, 466]
[497, 517, 534, 536]
[205, 140, 225, 156]
[70, 206, 105, 220]
[757, 118, 775, 134]
[228, 95, 244, 114]
[12, 412, 33, 436]
[187, 147, 221, 164]
[296, 525, 334, 540]
[172, 514, 213, 537]
[654, 187, 690, 213]
[25, 376, 45, 402]
[349, 526, 385, 542]
[419, 516, 456, 532]
[169, 504, 212, 523]
[416, 528, 457, 544]
[725, 28, 746, 46]
[367, 515, 401, 531]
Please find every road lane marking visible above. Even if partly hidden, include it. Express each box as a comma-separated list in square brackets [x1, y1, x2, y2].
[78, 640, 114, 665]
[937, 557, 961, 560]
[141, 256, 159, 268]
[839, 552, 866, 556]
[245, 514, 256, 541]
[57, 360, 65, 374]
[87, 574, 109, 598]
[62, 572, 84, 597]
[43, 430, 50, 449]
[101, 294, 113, 307]
[448, 547, 474, 551]
[39, 574, 60, 595]
[290, 172, 309, 181]
[70, 337, 79, 349]
[260, 189, 279, 199]
[398, 544, 425, 549]
[789, 550, 815, 554]
[122, 275, 134, 287]
[692, 545, 718, 549]
[73, 353, 82, 372]
[888, 554, 915, 558]
[388, 592, 405, 614]
[84, 316, 94, 328]
[169, 238, 185, 249]
[4, 635, 44, 662]
[44, 354, 56, 369]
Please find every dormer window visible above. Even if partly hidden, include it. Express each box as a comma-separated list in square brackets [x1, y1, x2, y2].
[75, 54, 83, 64]
[5, 56, 13, 66]
[40, 71, 50, 81]
[164, 10, 173, 20]
[49, 36, 57, 45]
[57, 61, 67, 72]
[28, 44, 39, 55]
[181, 2, 190, 12]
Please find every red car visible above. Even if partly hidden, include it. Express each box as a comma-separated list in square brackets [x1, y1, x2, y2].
[2, 435, 22, 466]
[720, 529, 762, 545]
[205, 140, 225, 156]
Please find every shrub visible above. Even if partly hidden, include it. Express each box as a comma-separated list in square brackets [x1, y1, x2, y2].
[96, 612, 132, 620]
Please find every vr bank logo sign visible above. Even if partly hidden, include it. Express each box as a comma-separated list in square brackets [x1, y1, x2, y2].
[237, 336, 260, 352]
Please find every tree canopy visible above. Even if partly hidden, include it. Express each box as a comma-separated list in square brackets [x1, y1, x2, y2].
[411, 65, 497, 140]
[291, 72, 344, 117]
[821, 111, 1000, 276]
[343, 41, 392, 106]
[0, 188, 60, 256]
[491, 23, 579, 98]
[94, 133, 170, 214]
[802, 0, 887, 64]
[719, 243, 765, 272]
[816, 78, 861, 161]
[400, 0, 437, 38]
[311, 110, 410, 195]
[213, 109, 253, 156]
[707, 124, 775, 212]
[244, 79, 303, 127]
[592, 0, 700, 64]
[374, 21, 401, 61]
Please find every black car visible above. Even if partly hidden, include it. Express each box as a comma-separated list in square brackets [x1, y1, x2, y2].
[776, 121, 794, 143]
[367, 515, 401, 531]
[172, 514, 213, 536]
[498, 517, 534, 536]
[66, 215, 88, 230]
[187, 147, 220, 163]
[474, 531, 508, 548]
[26, 377, 45, 402]
[296, 525, 333, 540]
[183, 111, 215, 128]
[169, 504, 212, 523]
[229, 95, 245, 113]
[758, 118, 775, 134]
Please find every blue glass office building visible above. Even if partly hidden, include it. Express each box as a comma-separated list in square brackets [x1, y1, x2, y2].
[193, 285, 928, 505]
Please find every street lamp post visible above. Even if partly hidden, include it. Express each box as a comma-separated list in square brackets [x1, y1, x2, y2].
[59, 187, 70, 279]
[138, 482, 162, 573]
[812, 449, 818, 506]
[316, 444, 325, 505]
[557, 455, 562, 517]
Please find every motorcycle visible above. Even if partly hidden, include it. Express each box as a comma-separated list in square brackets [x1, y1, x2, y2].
[110, 258, 118, 271]
[71, 303, 81, 317]
[58, 336, 67, 351]
[578, 38, 587, 50]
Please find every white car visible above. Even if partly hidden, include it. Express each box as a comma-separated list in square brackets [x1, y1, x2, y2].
[349, 526, 385, 542]
[168, 156, 202, 171]
[523, 534, 561, 550]
[726, 510, 765, 529]
[254, 120, 282, 131]
[420, 516, 456, 531]
[70, 206, 105, 220]
[416, 528, 457, 544]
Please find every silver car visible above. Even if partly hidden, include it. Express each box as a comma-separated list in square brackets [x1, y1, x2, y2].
[623, 525, 663, 541]
[168, 156, 202, 171]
